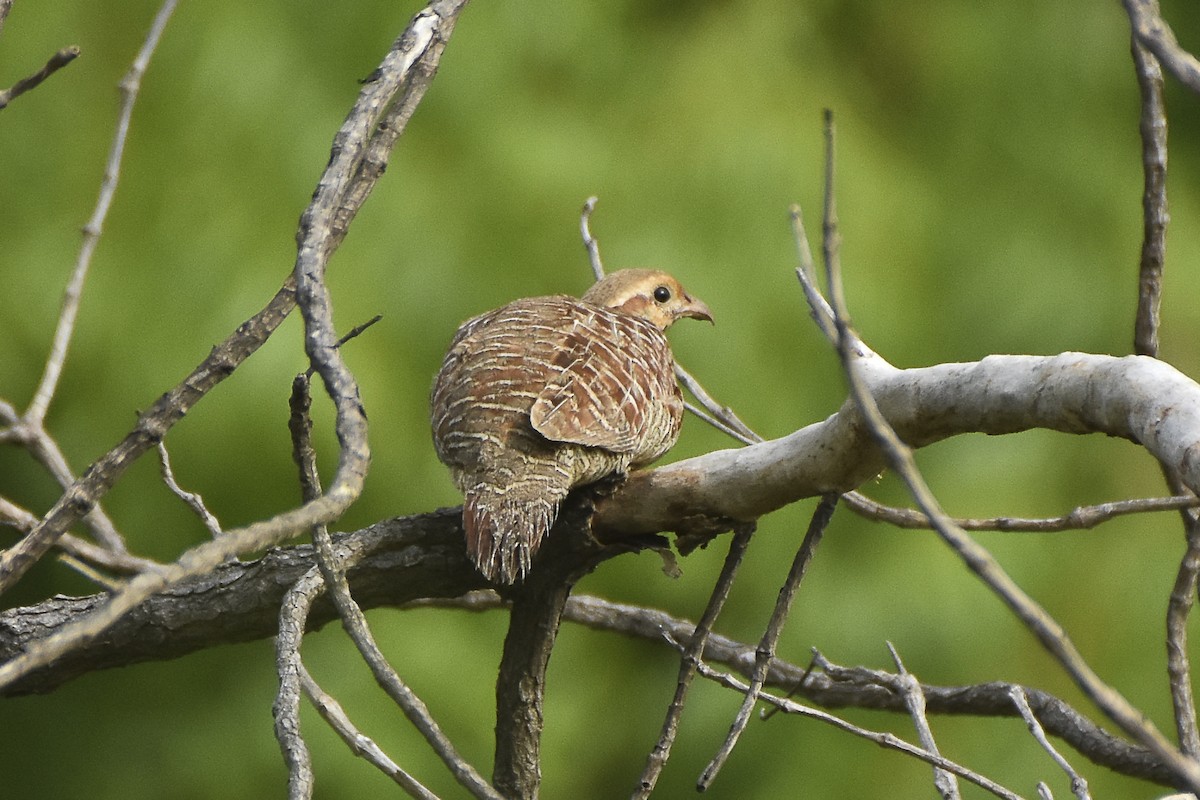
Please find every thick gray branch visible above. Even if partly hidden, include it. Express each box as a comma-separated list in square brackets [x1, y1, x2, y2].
[599, 353, 1200, 536]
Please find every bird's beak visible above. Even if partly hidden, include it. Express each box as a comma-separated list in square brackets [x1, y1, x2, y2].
[681, 295, 714, 324]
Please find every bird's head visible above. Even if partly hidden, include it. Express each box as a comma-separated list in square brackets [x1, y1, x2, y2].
[581, 269, 713, 331]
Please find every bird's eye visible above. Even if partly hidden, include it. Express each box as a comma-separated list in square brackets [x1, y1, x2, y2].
[653, 286, 671, 303]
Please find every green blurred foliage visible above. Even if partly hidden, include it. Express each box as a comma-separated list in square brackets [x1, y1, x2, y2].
[2, 0, 1200, 797]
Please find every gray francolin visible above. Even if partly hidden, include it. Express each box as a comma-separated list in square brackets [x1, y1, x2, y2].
[431, 269, 712, 584]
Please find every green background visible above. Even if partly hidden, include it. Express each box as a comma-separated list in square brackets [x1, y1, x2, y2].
[3, 1, 1200, 797]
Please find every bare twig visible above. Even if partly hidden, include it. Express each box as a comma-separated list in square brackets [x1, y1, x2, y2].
[581, 196, 605, 280]
[686, 654, 1024, 800]
[680, 400, 756, 444]
[0, 0, 180, 584]
[0, 0, 471, 691]
[64, 539, 165, 577]
[697, 495, 837, 790]
[0, 495, 160, 576]
[887, 643, 960, 800]
[28, 3, 175, 427]
[813, 109, 1200, 792]
[674, 364, 761, 445]
[1166, 528, 1200, 757]
[55, 553, 123, 592]
[302, 315, 383, 380]
[1010, 686, 1092, 800]
[789, 204, 837, 345]
[1124, 0, 1200, 95]
[633, 524, 755, 799]
[299, 665, 441, 800]
[277, 550, 475, 800]
[157, 442, 223, 538]
[1131, 35, 1168, 358]
[309, 587, 1192, 789]
[288, 373, 499, 800]
[0, 276, 294, 598]
[0, 5, 168, 563]
[844, 491, 1200, 532]
[0, 45, 80, 109]
[0, 403, 127, 554]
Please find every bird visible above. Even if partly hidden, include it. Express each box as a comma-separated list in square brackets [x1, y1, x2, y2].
[430, 269, 712, 584]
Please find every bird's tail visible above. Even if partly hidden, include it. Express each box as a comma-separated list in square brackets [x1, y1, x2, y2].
[462, 483, 563, 584]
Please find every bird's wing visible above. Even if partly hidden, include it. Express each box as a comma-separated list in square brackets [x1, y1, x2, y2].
[530, 310, 669, 454]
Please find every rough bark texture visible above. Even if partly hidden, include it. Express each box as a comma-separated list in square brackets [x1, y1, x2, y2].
[0, 509, 482, 695]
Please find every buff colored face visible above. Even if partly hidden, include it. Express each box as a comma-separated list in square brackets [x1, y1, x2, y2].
[581, 269, 713, 331]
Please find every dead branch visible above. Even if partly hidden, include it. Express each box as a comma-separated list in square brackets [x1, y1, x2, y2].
[0, 0, 470, 694]
[0, 45, 79, 109]
[0, 541, 1183, 788]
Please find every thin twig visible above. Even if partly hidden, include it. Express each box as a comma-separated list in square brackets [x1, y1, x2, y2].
[0, 404, 127, 553]
[844, 491, 1200, 532]
[1131, 35, 1168, 358]
[581, 196, 605, 280]
[0, 0, 471, 692]
[0, 500, 36, 535]
[54, 535, 163, 577]
[27, 2, 176, 426]
[1166, 528, 1200, 756]
[681, 400, 756, 445]
[289, 374, 323, 503]
[299, 665, 441, 800]
[0, 0, 178, 570]
[289, 373, 500, 800]
[1125, 0, 1200, 95]
[55, 553, 123, 592]
[814, 109, 1200, 792]
[789, 204, 837, 345]
[674, 364, 761, 444]
[0, 495, 160, 576]
[1009, 686, 1091, 800]
[632, 524, 755, 799]
[156, 442, 223, 538]
[0, 45, 80, 109]
[697, 495, 838, 790]
[303, 314, 383, 378]
[888, 643, 960, 800]
[281, 563, 447, 800]
[686, 654, 1024, 800]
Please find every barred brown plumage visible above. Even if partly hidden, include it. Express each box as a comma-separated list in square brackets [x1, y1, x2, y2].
[430, 269, 712, 584]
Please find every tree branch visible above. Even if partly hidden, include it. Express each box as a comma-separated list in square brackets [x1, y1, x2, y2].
[0, 45, 80, 109]
[595, 352, 1200, 538]
[0, 510, 481, 696]
[491, 497, 621, 800]
[1125, 0, 1200, 95]
[2, 530, 1184, 789]
[7, 350, 1200, 688]
[0, 0, 470, 693]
